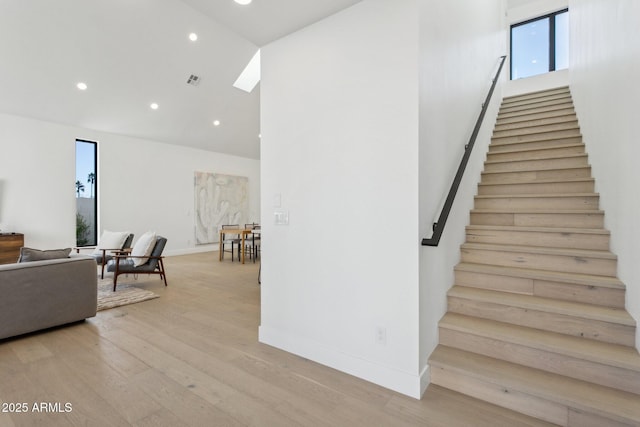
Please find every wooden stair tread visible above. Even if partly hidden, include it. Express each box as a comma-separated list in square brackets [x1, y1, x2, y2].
[440, 313, 640, 371]
[494, 114, 577, 128]
[496, 109, 577, 125]
[499, 101, 575, 114]
[478, 177, 594, 187]
[449, 286, 634, 326]
[475, 192, 598, 200]
[423, 385, 558, 427]
[455, 262, 624, 289]
[429, 346, 640, 424]
[491, 134, 582, 145]
[466, 224, 609, 235]
[500, 95, 572, 107]
[487, 142, 584, 154]
[497, 107, 576, 121]
[471, 208, 604, 214]
[492, 124, 579, 136]
[498, 103, 575, 116]
[484, 153, 587, 165]
[461, 242, 616, 260]
[481, 166, 590, 176]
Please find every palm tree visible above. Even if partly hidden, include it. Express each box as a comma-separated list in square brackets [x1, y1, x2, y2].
[87, 172, 95, 198]
[75, 180, 85, 197]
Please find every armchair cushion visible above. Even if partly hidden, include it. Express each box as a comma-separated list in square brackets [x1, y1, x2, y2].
[93, 230, 130, 255]
[130, 231, 156, 266]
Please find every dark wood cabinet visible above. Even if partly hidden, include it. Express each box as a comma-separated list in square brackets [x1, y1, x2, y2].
[0, 233, 24, 264]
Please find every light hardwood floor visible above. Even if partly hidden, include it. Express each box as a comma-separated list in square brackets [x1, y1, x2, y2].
[0, 253, 554, 427]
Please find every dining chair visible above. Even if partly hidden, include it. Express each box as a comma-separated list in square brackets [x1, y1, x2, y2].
[244, 224, 260, 263]
[220, 224, 241, 261]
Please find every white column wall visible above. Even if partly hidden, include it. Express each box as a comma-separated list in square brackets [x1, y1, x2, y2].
[568, 0, 640, 349]
[259, 0, 422, 398]
[0, 112, 260, 254]
[418, 0, 506, 385]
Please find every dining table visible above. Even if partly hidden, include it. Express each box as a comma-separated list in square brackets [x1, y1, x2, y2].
[218, 227, 257, 264]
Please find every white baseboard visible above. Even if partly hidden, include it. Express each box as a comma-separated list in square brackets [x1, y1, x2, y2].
[259, 325, 425, 399]
[164, 245, 218, 257]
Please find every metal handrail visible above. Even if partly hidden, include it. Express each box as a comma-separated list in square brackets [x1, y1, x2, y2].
[422, 55, 507, 247]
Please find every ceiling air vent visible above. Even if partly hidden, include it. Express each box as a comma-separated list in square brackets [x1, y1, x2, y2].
[186, 74, 201, 86]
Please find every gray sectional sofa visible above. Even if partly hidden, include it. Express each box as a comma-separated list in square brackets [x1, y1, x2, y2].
[0, 255, 97, 340]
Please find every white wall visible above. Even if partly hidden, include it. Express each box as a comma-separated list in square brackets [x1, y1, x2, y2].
[418, 0, 506, 390]
[260, 0, 422, 397]
[0, 112, 260, 255]
[568, 0, 640, 348]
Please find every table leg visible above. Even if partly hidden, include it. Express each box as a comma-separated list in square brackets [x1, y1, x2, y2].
[241, 233, 245, 264]
[219, 231, 223, 261]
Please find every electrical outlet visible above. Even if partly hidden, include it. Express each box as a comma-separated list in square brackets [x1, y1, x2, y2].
[375, 326, 387, 346]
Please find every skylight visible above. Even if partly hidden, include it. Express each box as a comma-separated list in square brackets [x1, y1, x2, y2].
[233, 50, 260, 93]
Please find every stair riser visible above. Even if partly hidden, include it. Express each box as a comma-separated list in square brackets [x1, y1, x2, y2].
[460, 247, 616, 276]
[534, 280, 625, 308]
[493, 121, 579, 138]
[470, 212, 604, 228]
[496, 107, 576, 126]
[487, 146, 585, 162]
[490, 136, 583, 152]
[477, 181, 594, 196]
[465, 229, 609, 250]
[494, 115, 577, 132]
[455, 269, 625, 308]
[500, 97, 573, 113]
[481, 168, 592, 184]
[439, 328, 640, 394]
[497, 102, 575, 123]
[430, 366, 568, 425]
[447, 297, 635, 346]
[568, 410, 633, 427]
[483, 156, 589, 173]
[492, 129, 581, 145]
[474, 195, 599, 210]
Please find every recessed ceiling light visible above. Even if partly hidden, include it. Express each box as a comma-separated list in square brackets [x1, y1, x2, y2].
[234, 0, 252, 5]
[213, 120, 221, 126]
[76, 82, 87, 91]
[189, 33, 198, 41]
[150, 103, 159, 110]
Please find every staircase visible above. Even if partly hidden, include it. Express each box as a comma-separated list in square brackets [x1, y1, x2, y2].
[428, 87, 640, 426]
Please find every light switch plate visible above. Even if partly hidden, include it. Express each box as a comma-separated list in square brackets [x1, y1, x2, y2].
[274, 210, 289, 225]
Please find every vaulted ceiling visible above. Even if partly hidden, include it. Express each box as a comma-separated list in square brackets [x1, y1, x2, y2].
[0, 0, 362, 159]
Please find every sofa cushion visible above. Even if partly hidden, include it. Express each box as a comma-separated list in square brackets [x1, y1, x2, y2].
[18, 247, 72, 263]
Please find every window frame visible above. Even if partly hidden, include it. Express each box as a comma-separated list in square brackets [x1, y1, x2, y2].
[76, 139, 98, 247]
[510, 8, 569, 80]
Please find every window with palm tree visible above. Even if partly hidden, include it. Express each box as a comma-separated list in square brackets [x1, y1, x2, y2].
[76, 140, 97, 246]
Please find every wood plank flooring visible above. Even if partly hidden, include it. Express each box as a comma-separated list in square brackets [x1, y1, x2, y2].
[0, 253, 554, 427]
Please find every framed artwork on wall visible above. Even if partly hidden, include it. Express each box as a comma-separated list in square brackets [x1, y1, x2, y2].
[194, 172, 249, 244]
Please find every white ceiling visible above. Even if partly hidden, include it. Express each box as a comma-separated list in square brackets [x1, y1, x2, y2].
[0, 0, 362, 159]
